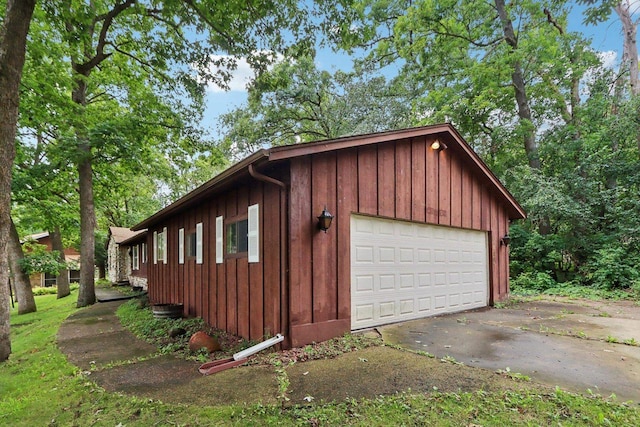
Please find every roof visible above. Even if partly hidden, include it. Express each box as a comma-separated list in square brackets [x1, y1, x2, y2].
[133, 124, 525, 230]
[23, 231, 50, 242]
[120, 229, 148, 246]
[109, 227, 144, 244]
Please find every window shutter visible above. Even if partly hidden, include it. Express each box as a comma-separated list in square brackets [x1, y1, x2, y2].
[196, 222, 203, 264]
[215, 216, 223, 264]
[133, 245, 139, 270]
[163, 227, 168, 264]
[178, 228, 184, 264]
[153, 231, 158, 264]
[248, 204, 259, 263]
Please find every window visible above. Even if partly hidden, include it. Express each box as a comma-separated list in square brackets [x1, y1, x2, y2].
[220, 203, 259, 263]
[226, 219, 248, 254]
[132, 245, 139, 270]
[186, 231, 197, 257]
[154, 228, 167, 264]
[179, 224, 203, 264]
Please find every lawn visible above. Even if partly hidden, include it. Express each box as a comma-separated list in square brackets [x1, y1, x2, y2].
[1, 291, 639, 426]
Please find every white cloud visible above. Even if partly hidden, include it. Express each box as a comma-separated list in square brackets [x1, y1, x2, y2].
[202, 52, 285, 93]
[206, 55, 255, 93]
[598, 50, 617, 69]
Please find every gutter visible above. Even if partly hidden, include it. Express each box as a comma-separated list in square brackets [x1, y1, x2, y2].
[248, 163, 290, 348]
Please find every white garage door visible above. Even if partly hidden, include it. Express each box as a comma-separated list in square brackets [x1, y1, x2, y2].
[351, 215, 489, 329]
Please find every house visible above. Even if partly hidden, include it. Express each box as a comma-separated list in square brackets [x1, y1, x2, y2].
[23, 232, 81, 287]
[106, 226, 147, 288]
[120, 230, 148, 290]
[132, 124, 526, 349]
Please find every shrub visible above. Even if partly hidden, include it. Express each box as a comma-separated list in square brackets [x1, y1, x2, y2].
[511, 271, 557, 294]
[583, 246, 640, 290]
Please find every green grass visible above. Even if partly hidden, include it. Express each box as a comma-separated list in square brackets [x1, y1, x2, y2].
[2, 292, 640, 426]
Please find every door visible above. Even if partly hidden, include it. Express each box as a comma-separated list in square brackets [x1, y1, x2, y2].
[351, 215, 489, 329]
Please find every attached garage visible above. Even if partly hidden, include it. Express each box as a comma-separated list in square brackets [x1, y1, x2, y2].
[351, 215, 488, 329]
[134, 124, 525, 349]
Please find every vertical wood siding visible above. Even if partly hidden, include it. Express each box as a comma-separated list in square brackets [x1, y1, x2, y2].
[146, 133, 514, 349]
[146, 179, 284, 344]
[288, 135, 513, 346]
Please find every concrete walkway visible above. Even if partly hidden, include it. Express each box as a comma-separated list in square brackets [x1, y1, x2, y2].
[57, 291, 640, 406]
[381, 297, 640, 403]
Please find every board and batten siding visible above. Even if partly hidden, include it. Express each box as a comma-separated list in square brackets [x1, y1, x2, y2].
[146, 179, 285, 343]
[287, 134, 512, 346]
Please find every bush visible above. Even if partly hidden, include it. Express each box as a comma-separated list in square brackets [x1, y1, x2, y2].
[583, 246, 640, 290]
[32, 283, 79, 296]
[511, 271, 557, 294]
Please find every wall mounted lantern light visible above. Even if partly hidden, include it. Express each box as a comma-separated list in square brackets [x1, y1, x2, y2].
[431, 140, 448, 151]
[317, 206, 334, 233]
[500, 234, 511, 246]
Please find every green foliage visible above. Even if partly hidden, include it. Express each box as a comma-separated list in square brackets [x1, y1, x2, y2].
[584, 246, 640, 290]
[17, 241, 67, 276]
[511, 272, 558, 293]
[219, 56, 414, 158]
[32, 283, 79, 296]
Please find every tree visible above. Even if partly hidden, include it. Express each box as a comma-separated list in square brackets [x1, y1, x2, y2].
[7, 219, 36, 314]
[50, 227, 70, 299]
[219, 56, 414, 158]
[338, 0, 600, 171]
[580, 0, 640, 153]
[25, 0, 326, 308]
[0, 0, 37, 361]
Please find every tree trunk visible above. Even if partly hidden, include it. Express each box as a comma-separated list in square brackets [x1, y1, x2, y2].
[613, 1, 640, 154]
[615, 1, 639, 97]
[72, 78, 96, 307]
[76, 152, 96, 307]
[494, 0, 541, 169]
[0, 0, 37, 362]
[8, 218, 36, 314]
[51, 227, 70, 299]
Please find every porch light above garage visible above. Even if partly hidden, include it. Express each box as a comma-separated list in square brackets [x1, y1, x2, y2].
[431, 140, 448, 151]
[317, 206, 334, 233]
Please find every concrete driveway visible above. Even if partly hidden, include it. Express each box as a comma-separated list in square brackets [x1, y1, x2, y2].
[380, 297, 640, 404]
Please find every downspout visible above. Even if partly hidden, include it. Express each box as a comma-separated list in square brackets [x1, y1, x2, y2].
[248, 164, 290, 348]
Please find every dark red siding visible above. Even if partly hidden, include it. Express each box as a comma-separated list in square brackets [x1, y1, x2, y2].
[147, 179, 286, 344]
[287, 134, 513, 346]
[145, 128, 519, 349]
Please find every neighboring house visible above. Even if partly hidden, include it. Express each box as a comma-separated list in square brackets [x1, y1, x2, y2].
[22, 232, 81, 287]
[120, 230, 149, 290]
[107, 226, 148, 289]
[132, 124, 526, 349]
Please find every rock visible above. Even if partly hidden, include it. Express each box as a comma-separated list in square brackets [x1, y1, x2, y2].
[169, 327, 187, 338]
[188, 331, 221, 353]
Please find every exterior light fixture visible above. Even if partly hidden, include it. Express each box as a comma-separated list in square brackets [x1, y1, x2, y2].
[317, 206, 334, 233]
[500, 234, 511, 246]
[431, 140, 448, 151]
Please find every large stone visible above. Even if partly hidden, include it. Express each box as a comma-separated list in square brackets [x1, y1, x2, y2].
[188, 331, 221, 353]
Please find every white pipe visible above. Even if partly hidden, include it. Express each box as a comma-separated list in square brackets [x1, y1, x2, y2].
[233, 333, 284, 361]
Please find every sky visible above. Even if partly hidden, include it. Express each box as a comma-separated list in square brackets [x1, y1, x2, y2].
[200, 3, 635, 139]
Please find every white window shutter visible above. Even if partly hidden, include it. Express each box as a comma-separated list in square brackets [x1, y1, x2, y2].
[153, 231, 158, 264]
[178, 228, 184, 264]
[248, 204, 259, 263]
[215, 216, 223, 264]
[196, 222, 203, 264]
[163, 227, 168, 264]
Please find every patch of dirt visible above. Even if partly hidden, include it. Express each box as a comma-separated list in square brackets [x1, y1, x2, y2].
[285, 346, 546, 405]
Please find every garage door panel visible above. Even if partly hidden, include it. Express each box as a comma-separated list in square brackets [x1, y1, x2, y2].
[351, 215, 488, 329]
